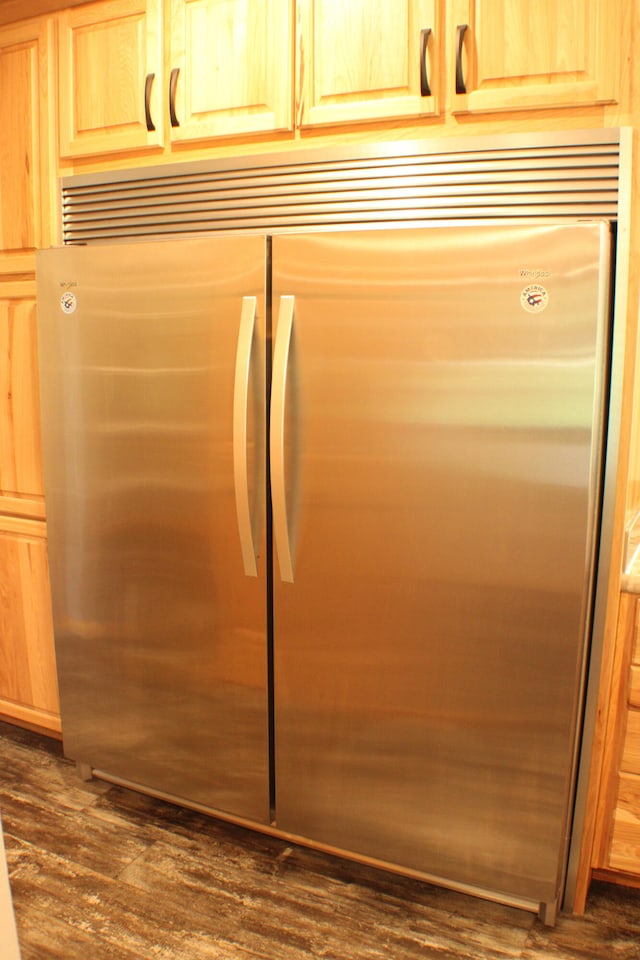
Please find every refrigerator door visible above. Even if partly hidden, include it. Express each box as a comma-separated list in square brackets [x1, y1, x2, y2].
[37, 236, 270, 823]
[271, 223, 611, 904]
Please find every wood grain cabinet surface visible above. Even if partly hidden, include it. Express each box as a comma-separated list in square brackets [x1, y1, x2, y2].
[593, 593, 640, 879]
[168, 0, 293, 142]
[0, 298, 45, 521]
[0, 296, 59, 734]
[296, 0, 621, 129]
[0, 515, 59, 734]
[296, 0, 439, 127]
[0, 16, 58, 735]
[0, 17, 53, 274]
[609, 602, 640, 874]
[450, 0, 621, 115]
[55, 0, 622, 159]
[57, 0, 293, 158]
[57, 0, 164, 158]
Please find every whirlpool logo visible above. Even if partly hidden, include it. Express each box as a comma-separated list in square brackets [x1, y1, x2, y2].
[520, 268, 551, 280]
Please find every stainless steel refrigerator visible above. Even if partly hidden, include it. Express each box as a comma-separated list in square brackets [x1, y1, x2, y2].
[36, 221, 612, 917]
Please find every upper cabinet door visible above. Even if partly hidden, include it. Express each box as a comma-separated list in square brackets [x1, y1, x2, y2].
[168, 0, 293, 142]
[450, 0, 621, 114]
[0, 17, 53, 271]
[296, 0, 439, 128]
[58, 0, 164, 159]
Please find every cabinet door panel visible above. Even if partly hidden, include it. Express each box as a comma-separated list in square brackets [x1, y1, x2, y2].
[169, 0, 293, 141]
[0, 299, 44, 512]
[0, 18, 52, 272]
[297, 0, 437, 127]
[58, 0, 163, 159]
[608, 772, 640, 874]
[623, 711, 640, 775]
[451, 0, 620, 114]
[0, 517, 59, 731]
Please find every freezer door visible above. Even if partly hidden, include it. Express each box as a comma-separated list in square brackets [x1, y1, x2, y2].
[37, 236, 270, 823]
[271, 223, 611, 904]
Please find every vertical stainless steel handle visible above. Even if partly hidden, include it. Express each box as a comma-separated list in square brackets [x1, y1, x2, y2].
[169, 67, 180, 127]
[233, 296, 258, 577]
[144, 73, 156, 131]
[270, 295, 295, 583]
[455, 24, 468, 94]
[420, 28, 432, 97]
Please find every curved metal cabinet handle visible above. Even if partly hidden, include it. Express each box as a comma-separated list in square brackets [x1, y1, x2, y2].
[420, 28, 432, 97]
[233, 296, 259, 577]
[144, 73, 156, 131]
[169, 67, 180, 127]
[455, 24, 468, 94]
[270, 295, 295, 583]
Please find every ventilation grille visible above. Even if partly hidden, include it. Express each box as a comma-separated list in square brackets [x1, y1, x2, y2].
[62, 130, 621, 244]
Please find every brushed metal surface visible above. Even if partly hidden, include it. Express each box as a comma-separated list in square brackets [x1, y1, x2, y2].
[60, 130, 620, 243]
[37, 236, 270, 823]
[271, 223, 611, 905]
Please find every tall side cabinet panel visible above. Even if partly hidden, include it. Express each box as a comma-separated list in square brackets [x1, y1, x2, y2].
[0, 12, 58, 734]
[0, 294, 58, 733]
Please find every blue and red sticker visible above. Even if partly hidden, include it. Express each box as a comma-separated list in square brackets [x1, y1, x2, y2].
[520, 283, 549, 314]
[60, 291, 77, 314]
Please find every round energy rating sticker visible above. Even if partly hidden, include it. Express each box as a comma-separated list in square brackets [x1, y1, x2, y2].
[60, 291, 77, 314]
[520, 283, 549, 314]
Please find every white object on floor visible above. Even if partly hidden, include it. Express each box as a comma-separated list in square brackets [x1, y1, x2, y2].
[0, 814, 21, 960]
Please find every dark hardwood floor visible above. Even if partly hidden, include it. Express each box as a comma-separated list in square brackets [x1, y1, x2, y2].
[1, 720, 639, 960]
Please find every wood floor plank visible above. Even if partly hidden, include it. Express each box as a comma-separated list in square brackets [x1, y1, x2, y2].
[3, 722, 640, 960]
[1, 738, 110, 812]
[7, 834, 278, 960]
[521, 919, 640, 960]
[102, 782, 532, 954]
[584, 879, 640, 930]
[1, 790, 160, 879]
[117, 833, 532, 959]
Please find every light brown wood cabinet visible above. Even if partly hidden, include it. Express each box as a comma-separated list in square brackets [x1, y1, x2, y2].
[57, 0, 294, 159]
[0, 13, 59, 734]
[168, 0, 293, 142]
[450, 0, 621, 115]
[56, 0, 622, 160]
[592, 593, 640, 879]
[0, 297, 46, 521]
[57, 0, 164, 158]
[0, 293, 59, 733]
[296, 0, 621, 129]
[0, 515, 59, 734]
[296, 0, 439, 127]
[0, 17, 54, 273]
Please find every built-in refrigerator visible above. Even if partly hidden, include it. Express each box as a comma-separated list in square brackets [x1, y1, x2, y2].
[36, 221, 612, 919]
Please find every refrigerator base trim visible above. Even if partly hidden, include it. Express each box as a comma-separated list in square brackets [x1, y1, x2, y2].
[88, 765, 555, 924]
